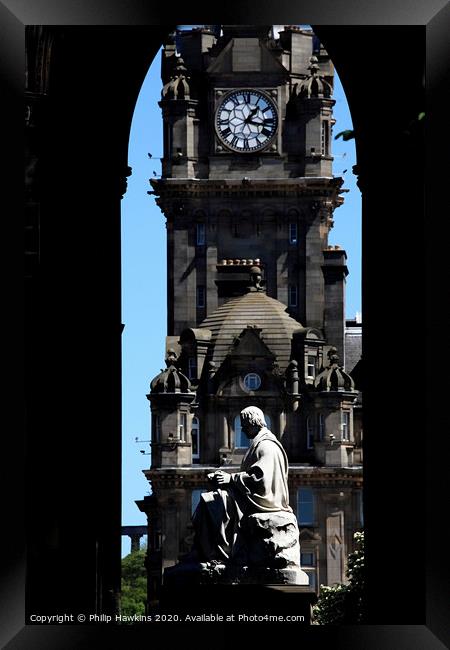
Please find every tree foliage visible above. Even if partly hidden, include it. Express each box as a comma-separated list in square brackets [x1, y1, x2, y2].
[312, 531, 365, 624]
[121, 548, 147, 618]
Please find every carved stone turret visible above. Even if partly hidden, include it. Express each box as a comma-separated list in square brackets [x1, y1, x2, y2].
[148, 350, 195, 467]
[159, 48, 198, 178]
[314, 347, 355, 393]
[150, 348, 192, 394]
[312, 348, 357, 467]
[297, 56, 333, 98]
[161, 57, 190, 100]
[294, 55, 335, 176]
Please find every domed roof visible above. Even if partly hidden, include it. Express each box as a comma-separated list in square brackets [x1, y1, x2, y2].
[298, 56, 332, 99]
[199, 290, 305, 370]
[161, 57, 190, 100]
[150, 349, 192, 394]
[314, 347, 355, 392]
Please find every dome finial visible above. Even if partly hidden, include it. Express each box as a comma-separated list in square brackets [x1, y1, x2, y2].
[165, 348, 178, 367]
[248, 265, 264, 292]
[174, 56, 187, 75]
[327, 346, 340, 365]
[308, 55, 319, 75]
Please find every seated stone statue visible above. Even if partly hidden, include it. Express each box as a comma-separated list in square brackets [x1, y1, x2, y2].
[189, 406, 308, 585]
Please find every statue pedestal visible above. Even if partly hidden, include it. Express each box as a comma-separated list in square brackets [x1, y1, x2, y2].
[158, 583, 316, 624]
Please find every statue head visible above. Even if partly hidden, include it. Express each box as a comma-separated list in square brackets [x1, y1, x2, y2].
[240, 406, 267, 438]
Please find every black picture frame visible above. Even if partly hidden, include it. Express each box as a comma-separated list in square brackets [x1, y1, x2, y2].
[4, 0, 449, 647]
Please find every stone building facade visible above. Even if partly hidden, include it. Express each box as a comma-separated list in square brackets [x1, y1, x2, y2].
[137, 25, 363, 608]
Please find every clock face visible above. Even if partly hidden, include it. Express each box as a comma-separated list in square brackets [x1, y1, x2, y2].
[215, 89, 278, 153]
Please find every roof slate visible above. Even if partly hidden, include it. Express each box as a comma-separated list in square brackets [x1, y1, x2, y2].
[200, 291, 304, 369]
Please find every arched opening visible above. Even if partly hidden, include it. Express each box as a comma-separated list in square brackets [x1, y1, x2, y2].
[121, 46, 167, 557]
[121, 27, 363, 608]
[22, 18, 431, 630]
[121, 24, 361, 552]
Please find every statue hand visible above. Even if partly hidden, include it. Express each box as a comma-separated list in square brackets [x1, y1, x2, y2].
[207, 472, 220, 486]
[213, 470, 231, 485]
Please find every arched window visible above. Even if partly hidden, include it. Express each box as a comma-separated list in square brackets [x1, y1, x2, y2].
[234, 413, 272, 448]
[191, 416, 200, 460]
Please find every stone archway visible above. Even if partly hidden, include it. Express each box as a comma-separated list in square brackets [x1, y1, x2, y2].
[22, 20, 434, 632]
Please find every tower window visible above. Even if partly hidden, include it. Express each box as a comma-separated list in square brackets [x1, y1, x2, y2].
[191, 416, 200, 460]
[196, 223, 205, 246]
[197, 286, 205, 308]
[188, 357, 197, 380]
[342, 411, 350, 440]
[153, 415, 161, 442]
[243, 372, 261, 391]
[179, 412, 187, 441]
[297, 487, 314, 525]
[288, 284, 298, 307]
[321, 121, 330, 155]
[318, 413, 325, 441]
[289, 222, 298, 245]
[306, 416, 314, 449]
[307, 355, 316, 379]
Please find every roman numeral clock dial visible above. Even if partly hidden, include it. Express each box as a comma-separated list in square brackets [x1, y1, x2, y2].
[215, 89, 278, 153]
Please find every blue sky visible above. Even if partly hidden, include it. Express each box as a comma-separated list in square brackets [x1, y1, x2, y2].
[120, 32, 361, 556]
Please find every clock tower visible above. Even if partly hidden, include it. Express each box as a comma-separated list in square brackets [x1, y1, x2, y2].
[138, 25, 363, 609]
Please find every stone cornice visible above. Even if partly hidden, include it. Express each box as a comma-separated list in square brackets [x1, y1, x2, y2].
[144, 464, 363, 489]
[144, 466, 219, 489]
[149, 177, 345, 207]
[289, 466, 363, 488]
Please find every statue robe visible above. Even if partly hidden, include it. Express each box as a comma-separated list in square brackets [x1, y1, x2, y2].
[192, 428, 292, 562]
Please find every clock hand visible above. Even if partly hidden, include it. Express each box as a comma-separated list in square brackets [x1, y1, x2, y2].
[245, 119, 263, 128]
[244, 107, 260, 124]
